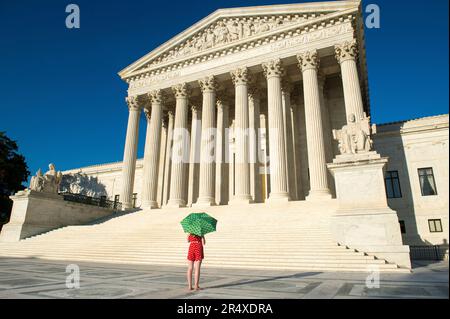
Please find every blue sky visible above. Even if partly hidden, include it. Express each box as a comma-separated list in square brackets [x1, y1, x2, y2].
[0, 0, 448, 182]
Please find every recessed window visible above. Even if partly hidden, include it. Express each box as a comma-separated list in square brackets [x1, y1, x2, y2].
[399, 220, 406, 234]
[418, 168, 438, 196]
[428, 219, 443, 233]
[132, 193, 138, 208]
[385, 170, 402, 198]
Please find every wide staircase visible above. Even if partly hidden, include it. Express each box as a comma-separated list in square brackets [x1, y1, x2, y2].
[0, 200, 408, 272]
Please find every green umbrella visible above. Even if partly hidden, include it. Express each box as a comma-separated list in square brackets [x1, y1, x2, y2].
[180, 212, 217, 236]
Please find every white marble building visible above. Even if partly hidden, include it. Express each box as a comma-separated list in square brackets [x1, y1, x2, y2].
[42, 1, 447, 267]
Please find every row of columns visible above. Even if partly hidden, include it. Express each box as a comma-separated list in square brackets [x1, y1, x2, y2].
[119, 39, 364, 210]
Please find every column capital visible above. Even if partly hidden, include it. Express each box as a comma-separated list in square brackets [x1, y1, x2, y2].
[262, 59, 284, 78]
[216, 91, 230, 109]
[191, 104, 201, 115]
[198, 75, 218, 93]
[172, 83, 191, 99]
[148, 89, 165, 104]
[296, 50, 319, 72]
[335, 39, 358, 63]
[248, 85, 261, 102]
[144, 107, 151, 121]
[230, 67, 251, 86]
[281, 78, 294, 94]
[125, 95, 142, 111]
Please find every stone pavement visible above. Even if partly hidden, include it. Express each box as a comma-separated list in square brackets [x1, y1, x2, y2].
[0, 257, 447, 299]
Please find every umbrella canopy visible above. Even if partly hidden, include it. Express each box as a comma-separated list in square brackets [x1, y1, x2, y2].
[180, 212, 217, 236]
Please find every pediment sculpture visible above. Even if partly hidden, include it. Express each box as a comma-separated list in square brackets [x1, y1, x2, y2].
[333, 113, 376, 155]
[29, 163, 63, 194]
[143, 14, 318, 69]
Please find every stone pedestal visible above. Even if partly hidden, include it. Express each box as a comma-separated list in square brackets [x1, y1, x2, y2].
[327, 153, 411, 269]
[0, 190, 113, 242]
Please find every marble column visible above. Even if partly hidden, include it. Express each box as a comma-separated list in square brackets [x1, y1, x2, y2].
[230, 67, 252, 203]
[335, 39, 365, 122]
[120, 96, 142, 210]
[162, 110, 174, 206]
[281, 79, 297, 201]
[141, 90, 165, 208]
[215, 93, 229, 205]
[248, 85, 262, 203]
[318, 74, 336, 196]
[195, 76, 217, 206]
[187, 105, 201, 206]
[290, 95, 305, 200]
[168, 83, 190, 207]
[156, 116, 168, 207]
[297, 50, 331, 200]
[262, 59, 289, 201]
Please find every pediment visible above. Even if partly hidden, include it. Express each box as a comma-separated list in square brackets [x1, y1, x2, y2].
[119, 1, 360, 80]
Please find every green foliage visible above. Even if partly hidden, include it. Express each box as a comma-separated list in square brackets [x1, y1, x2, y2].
[0, 132, 30, 224]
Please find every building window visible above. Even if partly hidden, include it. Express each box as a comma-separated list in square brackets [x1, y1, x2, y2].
[385, 170, 402, 198]
[399, 220, 406, 234]
[428, 219, 443, 233]
[418, 168, 437, 196]
[132, 193, 138, 208]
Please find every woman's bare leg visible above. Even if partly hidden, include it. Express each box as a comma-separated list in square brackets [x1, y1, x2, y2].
[187, 260, 194, 290]
[194, 260, 202, 290]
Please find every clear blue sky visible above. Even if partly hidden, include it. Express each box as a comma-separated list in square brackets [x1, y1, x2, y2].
[0, 0, 448, 182]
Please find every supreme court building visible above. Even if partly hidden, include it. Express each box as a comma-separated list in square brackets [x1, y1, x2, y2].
[2, 1, 447, 270]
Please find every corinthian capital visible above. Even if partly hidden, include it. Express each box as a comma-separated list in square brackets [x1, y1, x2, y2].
[248, 85, 260, 102]
[125, 95, 142, 111]
[216, 91, 230, 110]
[334, 39, 358, 63]
[296, 50, 319, 72]
[198, 76, 218, 92]
[262, 59, 284, 78]
[148, 89, 164, 104]
[230, 67, 251, 86]
[172, 83, 191, 99]
[281, 79, 293, 94]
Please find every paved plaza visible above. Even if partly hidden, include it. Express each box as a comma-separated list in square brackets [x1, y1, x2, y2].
[0, 257, 447, 299]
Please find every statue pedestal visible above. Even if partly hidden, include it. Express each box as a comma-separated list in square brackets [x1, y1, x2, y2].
[327, 153, 411, 269]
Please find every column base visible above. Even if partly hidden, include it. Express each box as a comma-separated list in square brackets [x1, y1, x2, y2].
[266, 192, 290, 203]
[167, 199, 187, 208]
[192, 197, 216, 207]
[140, 200, 159, 210]
[306, 189, 332, 201]
[229, 194, 253, 205]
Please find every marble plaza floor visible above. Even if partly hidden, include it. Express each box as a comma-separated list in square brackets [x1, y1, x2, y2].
[0, 257, 447, 299]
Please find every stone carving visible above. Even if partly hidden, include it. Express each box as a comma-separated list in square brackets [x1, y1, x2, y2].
[198, 75, 218, 92]
[296, 50, 319, 71]
[230, 67, 251, 85]
[172, 83, 191, 98]
[29, 163, 63, 194]
[149, 89, 164, 104]
[142, 14, 319, 69]
[333, 113, 376, 155]
[125, 95, 140, 111]
[334, 39, 358, 63]
[262, 59, 284, 78]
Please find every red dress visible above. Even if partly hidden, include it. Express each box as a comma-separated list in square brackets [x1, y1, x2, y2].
[187, 234, 204, 261]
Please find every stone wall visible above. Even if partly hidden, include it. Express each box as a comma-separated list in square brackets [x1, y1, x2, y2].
[0, 190, 116, 242]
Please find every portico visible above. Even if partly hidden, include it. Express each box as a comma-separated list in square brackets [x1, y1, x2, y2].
[117, 2, 369, 210]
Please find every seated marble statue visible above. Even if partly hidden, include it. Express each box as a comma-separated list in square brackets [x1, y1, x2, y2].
[333, 113, 375, 155]
[29, 163, 63, 194]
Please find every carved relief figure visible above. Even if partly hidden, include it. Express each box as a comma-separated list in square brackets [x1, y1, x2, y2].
[226, 19, 240, 42]
[333, 113, 374, 155]
[214, 21, 229, 44]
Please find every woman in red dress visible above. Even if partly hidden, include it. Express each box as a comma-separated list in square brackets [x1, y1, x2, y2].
[186, 233, 205, 291]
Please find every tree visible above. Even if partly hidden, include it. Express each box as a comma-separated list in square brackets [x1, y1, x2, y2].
[0, 132, 30, 227]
